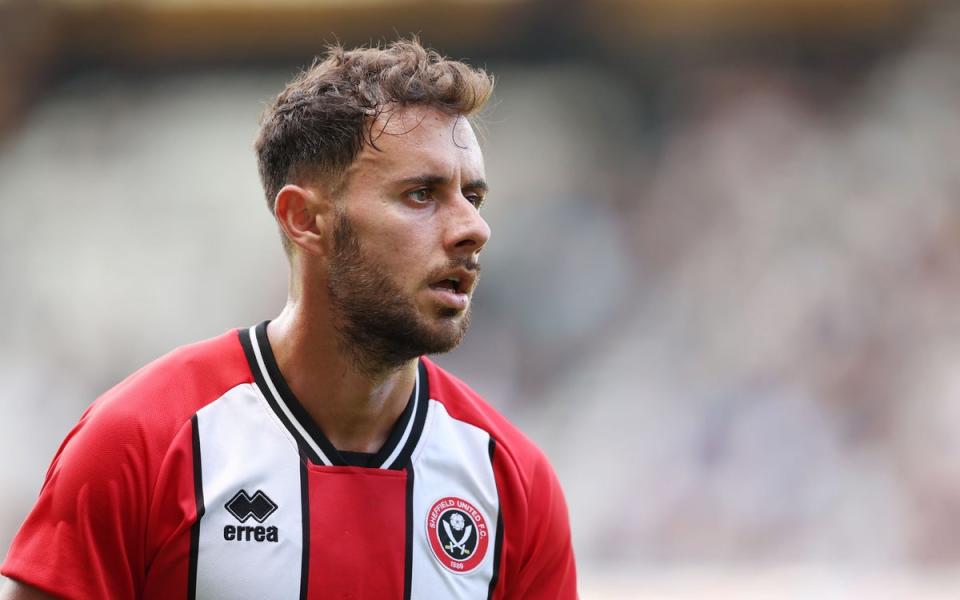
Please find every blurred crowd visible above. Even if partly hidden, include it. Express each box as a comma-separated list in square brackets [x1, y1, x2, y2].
[505, 6, 960, 568]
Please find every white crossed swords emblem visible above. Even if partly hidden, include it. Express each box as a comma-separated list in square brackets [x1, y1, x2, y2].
[442, 513, 473, 556]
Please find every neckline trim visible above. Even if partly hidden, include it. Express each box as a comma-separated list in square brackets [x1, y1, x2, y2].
[238, 321, 429, 469]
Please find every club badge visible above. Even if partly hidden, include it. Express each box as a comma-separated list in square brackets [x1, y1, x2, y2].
[426, 496, 489, 574]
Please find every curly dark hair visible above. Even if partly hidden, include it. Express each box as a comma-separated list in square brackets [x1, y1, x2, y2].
[254, 38, 494, 229]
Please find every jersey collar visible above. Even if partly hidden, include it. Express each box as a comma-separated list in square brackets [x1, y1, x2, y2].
[239, 321, 429, 470]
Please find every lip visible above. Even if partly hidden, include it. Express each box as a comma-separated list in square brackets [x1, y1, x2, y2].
[428, 287, 470, 311]
[427, 267, 478, 311]
[430, 267, 477, 294]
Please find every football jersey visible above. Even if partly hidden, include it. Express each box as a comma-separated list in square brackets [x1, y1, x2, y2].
[2, 322, 577, 599]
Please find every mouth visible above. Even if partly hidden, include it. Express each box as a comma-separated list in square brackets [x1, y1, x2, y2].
[429, 277, 465, 295]
[427, 268, 477, 310]
[428, 268, 476, 295]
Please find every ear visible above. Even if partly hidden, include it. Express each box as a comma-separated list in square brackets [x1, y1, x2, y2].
[274, 184, 330, 256]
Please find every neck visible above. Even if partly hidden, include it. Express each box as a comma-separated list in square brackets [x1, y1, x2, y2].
[266, 299, 418, 454]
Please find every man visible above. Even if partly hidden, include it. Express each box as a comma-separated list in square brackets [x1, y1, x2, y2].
[1, 39, 577, 599]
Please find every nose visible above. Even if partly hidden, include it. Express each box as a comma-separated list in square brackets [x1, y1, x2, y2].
[445, 194, 491, 257]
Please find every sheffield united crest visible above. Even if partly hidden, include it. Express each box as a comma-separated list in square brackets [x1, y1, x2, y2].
[426, 496, 489, 573]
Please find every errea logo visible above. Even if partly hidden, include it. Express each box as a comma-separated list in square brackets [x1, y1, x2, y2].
[226, 489, 277, 522]
[223, 489, 279, 543]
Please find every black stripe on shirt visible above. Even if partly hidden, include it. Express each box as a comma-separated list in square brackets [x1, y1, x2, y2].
[187, 414, 205, 600]
[299, 455, 310, 600]
[386, 360, 431, 470]
[486, 437, 504, 600]
[250, 322, 344, 465]
[403, 462, 415, 600]
[242, 323, 429, 471]
[238, 325, 324, 464]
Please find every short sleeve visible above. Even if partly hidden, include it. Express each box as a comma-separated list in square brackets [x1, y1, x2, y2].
[1, 402, 150, 600]
[488, 439, 578, 600]
[509, 454, 578, 599]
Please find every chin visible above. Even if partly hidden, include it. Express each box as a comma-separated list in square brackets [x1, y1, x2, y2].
[436, 306, 465, 319]
[418, 313, 470, 354]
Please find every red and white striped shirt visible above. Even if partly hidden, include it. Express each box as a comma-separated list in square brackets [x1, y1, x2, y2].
[2, 322, 577, 599]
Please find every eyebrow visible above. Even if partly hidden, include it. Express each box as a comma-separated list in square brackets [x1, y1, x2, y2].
[397, 175, 488, 193]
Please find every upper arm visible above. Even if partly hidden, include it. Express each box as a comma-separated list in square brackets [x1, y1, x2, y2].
[491, 440, 578, 600]
[0, 404, 150, 600]
[510, 456, 578, 599]
[0, 578, 61, 600]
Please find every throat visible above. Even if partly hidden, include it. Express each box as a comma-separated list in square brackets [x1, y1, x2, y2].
[290, 360, 418, 455]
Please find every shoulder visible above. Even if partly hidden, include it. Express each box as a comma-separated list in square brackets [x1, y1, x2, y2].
[421, 358, 577, 597]
[31, 328, 254, 524]
[84, 328, 252, 438]
[421, 357, 551, 487]
[55, 328, 253, 484]
[0, 329, 253, 599]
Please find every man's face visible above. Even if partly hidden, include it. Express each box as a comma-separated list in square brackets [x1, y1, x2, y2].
[324, 106, 490, 373]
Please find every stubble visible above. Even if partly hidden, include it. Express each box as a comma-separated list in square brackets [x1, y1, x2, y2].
[326, 214, 472, 377]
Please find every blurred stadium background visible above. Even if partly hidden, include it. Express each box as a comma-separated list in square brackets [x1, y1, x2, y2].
[3, 0, 960, 597]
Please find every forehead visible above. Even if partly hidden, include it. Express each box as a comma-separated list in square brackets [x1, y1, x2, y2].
[345, 105, 484, 187]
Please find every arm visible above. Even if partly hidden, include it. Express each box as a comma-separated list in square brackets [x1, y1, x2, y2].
[0, 402, 149, 600]
[0, 578, 60, 600]
[491, 440, 578, 600]
[509, 456, 578, 599]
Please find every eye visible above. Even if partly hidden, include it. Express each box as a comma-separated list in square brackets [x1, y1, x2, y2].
[465, 193, 485, 209]
[406, 188, 433, 204]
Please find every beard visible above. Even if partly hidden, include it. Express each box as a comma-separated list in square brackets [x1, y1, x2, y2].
[326, 213, 474, 376]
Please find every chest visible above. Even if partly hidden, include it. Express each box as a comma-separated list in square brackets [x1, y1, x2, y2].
[153, 385, 502, 600]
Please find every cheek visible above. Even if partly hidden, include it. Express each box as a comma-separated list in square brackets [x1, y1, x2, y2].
[375, 223, 433, 262]
[365, 232, 424, 275]
[350, 211, 438, 280]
